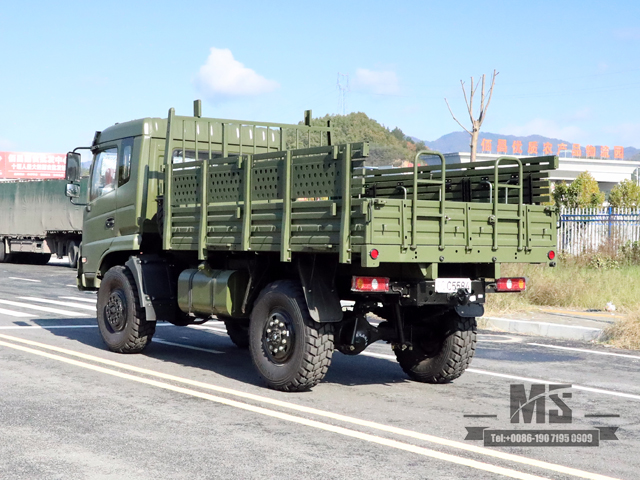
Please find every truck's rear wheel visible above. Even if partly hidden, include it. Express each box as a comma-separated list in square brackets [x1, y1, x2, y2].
[223, 318, 250, 349]
[67, 240, 79, 268]
[249, 280, 334, 391]
[97, 266, 156, 353]
[395, 310, 476, 383]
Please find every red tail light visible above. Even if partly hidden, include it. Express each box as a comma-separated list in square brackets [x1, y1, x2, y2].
[548, 250, 555, 260]
[495, 277, 526, 292]
[351, 276, 390, 292]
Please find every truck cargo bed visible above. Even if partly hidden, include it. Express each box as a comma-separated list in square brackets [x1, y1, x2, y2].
[164, 140, 557, 268]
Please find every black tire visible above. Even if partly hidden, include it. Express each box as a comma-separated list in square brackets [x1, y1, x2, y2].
[249, 280, 334, 391]
[0, 242, 11, 263]
[395, 311, 476, 384]
[224, 319, 250, 349]
[68, 240, 79, 269]
[97, 265, 156, 353]
[31, 253, 52, 265]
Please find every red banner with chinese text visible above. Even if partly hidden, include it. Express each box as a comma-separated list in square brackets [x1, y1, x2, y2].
[0, 152, 66, 179]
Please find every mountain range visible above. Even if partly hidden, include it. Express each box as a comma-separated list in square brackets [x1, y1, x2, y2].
[416, 132, 639, 161]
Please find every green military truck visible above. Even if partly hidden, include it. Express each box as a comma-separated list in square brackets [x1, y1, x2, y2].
[65, 101, 557, 391]
[0, 179, 84, 267]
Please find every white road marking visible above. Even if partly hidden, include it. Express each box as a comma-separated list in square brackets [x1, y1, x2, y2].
[0, 307, 33, 318]
[0, 323, 174, 331]
[0, 333, 618, 480]
[0, 336, 593, 480]
[59, 296, 97, 304]
[66, 285, 78, 287]
[0, 299, 90, 317]
[484, 316, 603, 332]
[154, 339, 223, 354]
[8, 277, 41, 283]
[478, 334, 523, 344]
[19, 297, 96, 311]
[360, 351, 640, 402]
[188, 325, 228, 336]
[0, 325, 97, 330]
[467, 368, 640, 401]
[16, 321, 636, 405]
[528, 342, 640, 360]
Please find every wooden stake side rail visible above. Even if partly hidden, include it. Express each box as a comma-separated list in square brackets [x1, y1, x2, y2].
[164, 133, 556, 266]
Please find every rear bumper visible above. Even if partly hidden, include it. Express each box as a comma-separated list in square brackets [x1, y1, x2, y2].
[391, 279, 487, 307]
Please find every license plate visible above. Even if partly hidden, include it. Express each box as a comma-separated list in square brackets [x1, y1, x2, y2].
[435, 278, 472, 293]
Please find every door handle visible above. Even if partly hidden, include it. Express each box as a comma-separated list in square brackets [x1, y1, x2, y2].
[105, 217, 115, 229]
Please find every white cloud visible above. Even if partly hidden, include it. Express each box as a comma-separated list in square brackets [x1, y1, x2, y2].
[194, 48, 279, 100]
[0, 137, 16, 150]
[352, 68, 400, 95]
[568, 107, 591, 121]
[502, 118, 585, 142]
[603, 123, 640, 147]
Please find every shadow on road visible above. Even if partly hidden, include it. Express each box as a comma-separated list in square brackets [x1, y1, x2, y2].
[33, 319, 411, 389]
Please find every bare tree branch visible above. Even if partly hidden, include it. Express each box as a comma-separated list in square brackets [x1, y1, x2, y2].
[460, 80, 471, 118]
[468, 77, 475, 123]
[445, 69, 498, 162]
[478, 70, 498, 125]
[480, 74, 486, 115]
[445, 98, 472, 135]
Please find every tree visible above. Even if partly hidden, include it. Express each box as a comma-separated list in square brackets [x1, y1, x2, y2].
[445, 70, 498, 162]
[390, 127, 405, 142]
[608, 179, 640, 208]
[553, 171, 605, 208]
[288, 112, 429, 167]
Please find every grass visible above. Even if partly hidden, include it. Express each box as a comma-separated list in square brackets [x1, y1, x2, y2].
[486, 261, 640, 314]
[484, 245, 640, 349]
[602, 306, 640, 350]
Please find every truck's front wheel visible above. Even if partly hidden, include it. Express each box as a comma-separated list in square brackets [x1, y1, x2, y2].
[395, 310, 476, 383]
[249, 280, 334, 391]
[97, 266, 156, 353]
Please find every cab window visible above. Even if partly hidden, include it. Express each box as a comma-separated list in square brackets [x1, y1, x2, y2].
[90, 147, 118, 201]
[118, 138, 134, 186]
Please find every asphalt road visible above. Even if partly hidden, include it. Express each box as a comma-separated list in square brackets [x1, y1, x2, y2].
[1, 260, 639, 480]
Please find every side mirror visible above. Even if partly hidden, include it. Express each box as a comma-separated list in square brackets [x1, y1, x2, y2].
[66, 183, 80, 198]
[65, 152, 81, 183]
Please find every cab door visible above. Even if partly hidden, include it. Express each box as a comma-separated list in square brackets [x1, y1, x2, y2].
[82, 144, 119, 275]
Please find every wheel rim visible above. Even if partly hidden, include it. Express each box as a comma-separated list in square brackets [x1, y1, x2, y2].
[105, 290, 127, 332]
[262, 310, 295, 364]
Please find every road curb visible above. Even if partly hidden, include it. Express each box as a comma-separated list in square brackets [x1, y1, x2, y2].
[480, 316, 604, 341]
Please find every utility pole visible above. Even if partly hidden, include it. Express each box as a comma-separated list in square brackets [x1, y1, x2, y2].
[337, 73, 349, 115]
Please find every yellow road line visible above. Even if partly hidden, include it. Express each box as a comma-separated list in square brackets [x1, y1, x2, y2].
[0, 338, 547, 480]
[0, 333, 619, 480]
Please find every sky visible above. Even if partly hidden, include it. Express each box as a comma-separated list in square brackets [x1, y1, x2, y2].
[1, 0, 639, 156]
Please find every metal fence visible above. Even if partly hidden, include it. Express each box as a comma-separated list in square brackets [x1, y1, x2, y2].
[559, 207, 640, 254]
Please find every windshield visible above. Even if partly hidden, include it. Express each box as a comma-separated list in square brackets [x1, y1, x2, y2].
[90, 148, 118, 201]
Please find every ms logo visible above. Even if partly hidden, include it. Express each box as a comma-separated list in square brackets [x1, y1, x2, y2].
[510, 384, 572, 424]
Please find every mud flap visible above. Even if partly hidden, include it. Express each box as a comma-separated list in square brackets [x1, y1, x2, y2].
[297, 254, 343, 323]
[455, 303, 484, 318]
[125, 255, 176, 322]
